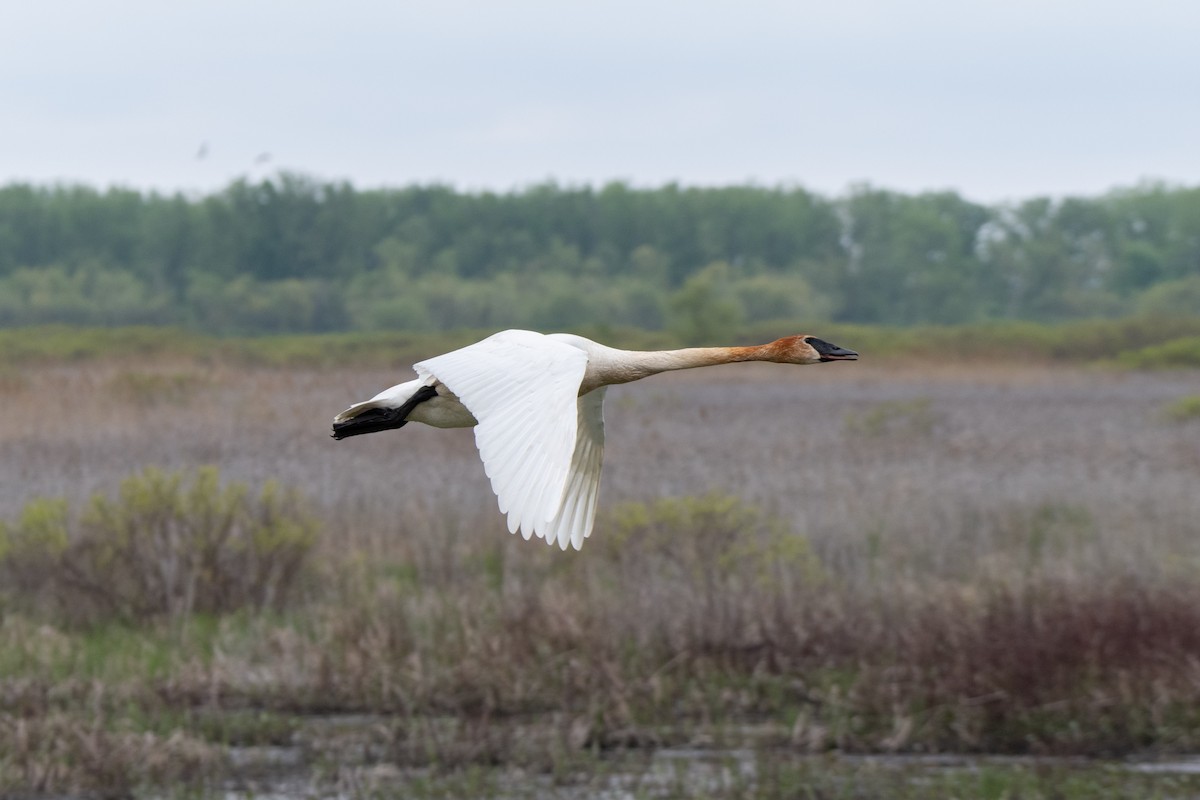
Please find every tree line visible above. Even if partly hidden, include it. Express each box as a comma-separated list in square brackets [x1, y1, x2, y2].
[0, 174, 1196, 339]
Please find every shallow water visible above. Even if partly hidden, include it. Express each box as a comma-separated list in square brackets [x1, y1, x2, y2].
[201, 714, 1200, 800]
[1128, 757, 1200, 774]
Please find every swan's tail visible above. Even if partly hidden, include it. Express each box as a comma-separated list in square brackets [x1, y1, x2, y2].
[331, 404, 407, 439]
[331, 384, 438, 440]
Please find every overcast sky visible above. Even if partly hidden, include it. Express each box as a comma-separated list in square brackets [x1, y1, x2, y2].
[3, 0, 1198, 203]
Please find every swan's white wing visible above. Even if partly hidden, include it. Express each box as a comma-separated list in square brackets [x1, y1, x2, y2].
[541, 387, 606, 550]
[414, 330, 588, 541]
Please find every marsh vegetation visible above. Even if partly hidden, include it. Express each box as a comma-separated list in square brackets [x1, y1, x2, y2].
[2, 337, 1200, 797]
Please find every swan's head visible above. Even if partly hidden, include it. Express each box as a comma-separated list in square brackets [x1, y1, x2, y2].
[772, 335, 859, 364]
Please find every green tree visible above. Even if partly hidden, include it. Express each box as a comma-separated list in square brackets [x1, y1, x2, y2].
[1135, 275, 1200, 317]
[0, 175, 1197, 334]
[668, 262, 744, 344]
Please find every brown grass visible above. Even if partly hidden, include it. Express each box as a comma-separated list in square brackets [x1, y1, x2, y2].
[3, 356, 1200, 791]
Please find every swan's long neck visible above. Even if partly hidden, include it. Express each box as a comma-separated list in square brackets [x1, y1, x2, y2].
[579, 341, 779, 393]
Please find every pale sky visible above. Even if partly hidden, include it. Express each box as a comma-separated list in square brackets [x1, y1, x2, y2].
[3, 0, 1198, 203]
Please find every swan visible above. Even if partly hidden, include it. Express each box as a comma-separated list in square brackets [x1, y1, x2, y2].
[331, 330, 858, 550]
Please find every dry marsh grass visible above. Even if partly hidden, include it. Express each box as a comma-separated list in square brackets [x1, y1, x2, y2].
[3, 355, 1200, 793]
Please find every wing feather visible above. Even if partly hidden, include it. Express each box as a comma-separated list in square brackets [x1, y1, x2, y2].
[414, 330, 589, 541]
[539, 388, 607, 550]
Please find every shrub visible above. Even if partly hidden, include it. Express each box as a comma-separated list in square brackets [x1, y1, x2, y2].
[1117, 336, 1200, 369]
[1135, 275, 1200, 317]
[0, 467, 319, 626]
[1164, 395, 1200, 423]
[0, 499, 70, 601]
[667, 262, 744, 345]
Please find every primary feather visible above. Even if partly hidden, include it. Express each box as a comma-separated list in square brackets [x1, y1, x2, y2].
[414, 330, 592, 543]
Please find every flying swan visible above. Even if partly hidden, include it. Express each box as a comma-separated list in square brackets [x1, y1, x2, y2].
[331, 330, 858, 550]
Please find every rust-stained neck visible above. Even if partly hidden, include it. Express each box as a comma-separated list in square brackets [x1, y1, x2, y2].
[567, 335, 824, 394]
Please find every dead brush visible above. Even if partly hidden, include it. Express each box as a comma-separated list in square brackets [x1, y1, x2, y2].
[167, 485, 1200, 757]
[0, 711, 222, 794]
[837, 577, 1200, 754]
[587, 493, 826, 656]
[105, 368, 212, 407]
[843, 397, 938, 439]
[191, 495, 841, 728]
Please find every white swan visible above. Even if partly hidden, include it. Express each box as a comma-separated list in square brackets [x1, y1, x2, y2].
[331, 330, 858, 550]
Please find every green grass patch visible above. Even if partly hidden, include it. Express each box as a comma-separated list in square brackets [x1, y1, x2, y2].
[1117, 335, 1200, 369]
[2, 317, 1200, 368]
[1163, 395, 1200, 422]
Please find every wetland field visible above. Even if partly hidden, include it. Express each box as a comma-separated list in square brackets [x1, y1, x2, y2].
[2, 338, 1200, 798]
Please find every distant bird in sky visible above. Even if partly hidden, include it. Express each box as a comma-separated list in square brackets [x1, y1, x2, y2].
[331, 329, 859, 550]
[195, 141, 209, 160]
[253, 152, 271, 166]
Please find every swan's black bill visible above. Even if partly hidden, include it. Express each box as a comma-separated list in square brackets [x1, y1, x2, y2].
[806, 337, 859, 362]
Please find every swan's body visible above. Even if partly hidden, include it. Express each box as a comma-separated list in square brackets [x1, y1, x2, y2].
[332, 329, 857, 550]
